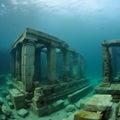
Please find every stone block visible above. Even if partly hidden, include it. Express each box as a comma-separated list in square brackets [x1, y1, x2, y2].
[68, 85, 92, 103]
[65, 104, 76, 112]
[17, 108, 29, 118]
[74, 109, 102, 120]
[1, 104, 12, 116]
[32, 96, 45, 108]
[9, 89, 25, 110]
[31, 105, 47, 116]
[81, 94, 112, 112]
[52, 99, 65, 111]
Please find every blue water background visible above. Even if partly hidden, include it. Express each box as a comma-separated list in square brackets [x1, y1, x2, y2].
[0, 0, 120, 84]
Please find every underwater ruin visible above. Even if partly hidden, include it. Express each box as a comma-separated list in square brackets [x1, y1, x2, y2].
[2, 29, 120, 120]
[6, 28, 92, 117]
[96, 40, 120, 99]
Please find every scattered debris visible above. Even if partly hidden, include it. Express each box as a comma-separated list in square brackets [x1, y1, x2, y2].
[17, 108, 29, 118]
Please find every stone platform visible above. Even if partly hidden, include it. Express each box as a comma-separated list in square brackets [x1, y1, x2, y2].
[95, 84, 120, 100]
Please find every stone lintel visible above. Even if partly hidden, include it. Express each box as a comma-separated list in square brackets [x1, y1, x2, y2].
[102, 40, 120, 47]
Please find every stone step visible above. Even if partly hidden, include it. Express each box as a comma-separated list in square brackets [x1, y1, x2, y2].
[47, 82, 90, 103]
[68, 85, 93, 103]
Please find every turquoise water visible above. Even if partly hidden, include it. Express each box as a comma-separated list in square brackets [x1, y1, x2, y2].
[0, 0, 120, 83]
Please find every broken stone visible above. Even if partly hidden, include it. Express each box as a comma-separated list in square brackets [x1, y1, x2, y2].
[1, 104, 11, 117]
[74, 109, 102, 120]
[65, 104, 76, 112]
[81, 94, 112, 112]
[9, 88, 25, 110]
[53, 99, 65, 111]
[17, 108, 29, 118]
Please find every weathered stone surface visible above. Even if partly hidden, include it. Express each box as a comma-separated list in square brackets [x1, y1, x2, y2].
[9, 88, 25, 110]
[1, 104, 11, 116]
[68, 85, 92, 103]
[65, 104, 76, 112]
[32, 87, 45, 108]
[10, 28, 92, 116]
[17, 108, 29, 118]
[32, 99, 65, 116]
[81, 94, 112, 112]
[52, 99, 65, 111]
[74, 109, 102, 120]
[31, 105, 47, 116]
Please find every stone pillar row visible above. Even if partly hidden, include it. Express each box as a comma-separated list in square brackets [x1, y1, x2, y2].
[11, 42, 85, 91]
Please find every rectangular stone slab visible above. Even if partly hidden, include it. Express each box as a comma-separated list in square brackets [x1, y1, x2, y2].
[81, 94, 112, 111]
[9, 88, 25, 110]
[74, 109, 102, 120]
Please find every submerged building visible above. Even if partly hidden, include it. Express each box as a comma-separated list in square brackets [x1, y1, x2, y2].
[96, 40, 120, 99]
[8, 28, 92, 116]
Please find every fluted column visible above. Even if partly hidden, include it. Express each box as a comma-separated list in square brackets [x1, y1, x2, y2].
[21, 43, 35, 91]
[47, 45, 57, 83]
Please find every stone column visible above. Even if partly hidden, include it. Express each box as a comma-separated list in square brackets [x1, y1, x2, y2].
[15, 45, 21, 81]
[72, 52, 79, 79]
[102, 44, 111, 85]
[34, 47, 41, 81]
[21, 43, 35, 91]
[80, 55, 85, 78]
[11, 49, 16, 78]
[62, 49, 70, 81]
[47, 45, 57, 83]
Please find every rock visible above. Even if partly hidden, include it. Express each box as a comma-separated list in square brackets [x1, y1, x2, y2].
[81, 94, 112, 112]
[65, 104, 76, 112]
[1, 104, 11, 116]
[17, 108, 29, 118]
[74, 109, 102, 120]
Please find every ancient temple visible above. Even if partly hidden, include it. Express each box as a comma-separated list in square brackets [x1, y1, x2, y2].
[8, 28, 92, 116]
[96, 40, 120, 99]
